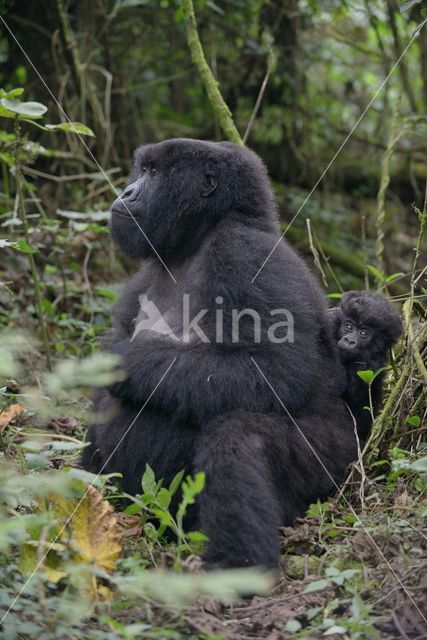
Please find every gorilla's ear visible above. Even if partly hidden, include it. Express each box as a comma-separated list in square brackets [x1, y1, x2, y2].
[201, 171, 217, 197]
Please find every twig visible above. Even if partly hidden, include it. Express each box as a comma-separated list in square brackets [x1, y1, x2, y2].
[403, 300, 427, 384]
[181, 0, 242, 145]
[306, 219, 328, 287]
[392, 610, 412, 640]
[243, 50, 274, 144]
[375, 97, 402, 278]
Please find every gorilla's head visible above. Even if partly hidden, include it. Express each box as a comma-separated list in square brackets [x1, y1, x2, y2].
[110, 138, 277, 259]
[335, 291, 402, 362]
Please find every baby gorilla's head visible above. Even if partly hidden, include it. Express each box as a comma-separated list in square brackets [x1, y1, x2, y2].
[335, 292, 402, 363]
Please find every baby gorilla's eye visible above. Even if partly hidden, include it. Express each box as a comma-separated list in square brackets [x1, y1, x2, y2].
[140, 166, 147, 174]
[359, 328, 369, 338]
[345, 322, 354, 331]
[149, 167, 157, 176]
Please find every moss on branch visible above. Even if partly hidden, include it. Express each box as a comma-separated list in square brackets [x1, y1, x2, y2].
[182, 0, 243, 145]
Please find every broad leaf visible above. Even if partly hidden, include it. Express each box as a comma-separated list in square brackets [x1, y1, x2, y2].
[357, 369, 374, 384]
[14, 240, 39, 254]
[0, 239, 38, 254]
[169, 469, 185, 497]
[157, 488, 171, 509]
[0, 98, 47, 119]
[45, 122, 95, 137]
[304, 578, 330, 593]
[142, 464, 157, 496]
[19, 486, 121, 597]
[0, 87, 24, 99]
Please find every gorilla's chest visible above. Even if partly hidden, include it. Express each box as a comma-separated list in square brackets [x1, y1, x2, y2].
[131, 254, 208, 343]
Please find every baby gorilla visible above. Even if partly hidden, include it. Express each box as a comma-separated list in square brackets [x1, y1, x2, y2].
[332, 291, 402, 440]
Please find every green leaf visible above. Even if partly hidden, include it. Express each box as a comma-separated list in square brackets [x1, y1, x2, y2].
[409, 456, 427, 472]
[0, 87, 25, 99]
[304, 578, 330, 593]
[326, 293, 343, 299]
[15, 239, 38, 254]
[188, 471, 205, 495]
[0, 104, 17, 119]
[358, 366, 386, 385]
[0, 150, 15, 166]
[340, 568, 359, 579]
[0, 98, 47, 119]
[285, 619, 302, 632]
[406, 415, 421, 427]
[141, 464, 157, 496]
[45, 122, 95, 137]
[152, 507, 173, 526]
[124, 502, 142, 515]
[366, 264, 384, 283]
[324, 626, 346, 635]
[95, 286, 117, 301]
[49, 440, 87, 452]
[169, 469, 185, 497]
[186, 530, 209, 542]
[0, 239, 38, 254]
[156, 488, 171, 509]
[385, 272, 404, 283]
[357, 369, 374, 384]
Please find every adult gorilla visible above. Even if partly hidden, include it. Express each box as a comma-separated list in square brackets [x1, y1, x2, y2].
[82, 139, 356, 569]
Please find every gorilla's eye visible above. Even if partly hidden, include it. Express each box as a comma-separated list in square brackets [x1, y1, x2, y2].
[345, 322, 354, 332]
[140, 166, 147, 174]
[149, 167, 157, 176]
[359, 328, 369, 338]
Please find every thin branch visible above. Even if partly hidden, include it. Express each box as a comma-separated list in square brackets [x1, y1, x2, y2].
[243, 51, 273, 144]
[181, 0, 243, 145]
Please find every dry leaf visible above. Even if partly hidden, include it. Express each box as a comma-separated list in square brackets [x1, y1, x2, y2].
[0, 403, 25, 431]
[116, 512, 143, 538]
[19, 486, 122, 598]
[50, 485, 122, 572]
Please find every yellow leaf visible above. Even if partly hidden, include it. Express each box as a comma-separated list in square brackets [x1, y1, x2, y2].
[19, 541, 65, 584]
[19, 486, 121, 599]
[44, 565, 67, 583]
[50, 486, 122, 572]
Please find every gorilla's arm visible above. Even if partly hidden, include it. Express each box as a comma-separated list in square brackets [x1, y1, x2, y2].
[108, 336, 312, 420]
[107, 229, 327, 421]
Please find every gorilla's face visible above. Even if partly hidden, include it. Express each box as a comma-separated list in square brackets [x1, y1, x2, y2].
[110, 138, 275, 260]
[110, 139, 221, 259]
[335, 292, 402, 364]
[337, 316, 377, 361]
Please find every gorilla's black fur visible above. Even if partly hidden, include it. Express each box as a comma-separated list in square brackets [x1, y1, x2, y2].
[332, 291, 402, 440]
[82, 138, 357, 568]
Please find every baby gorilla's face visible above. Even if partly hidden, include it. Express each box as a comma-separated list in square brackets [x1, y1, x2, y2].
[337, 317, 372, 361]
